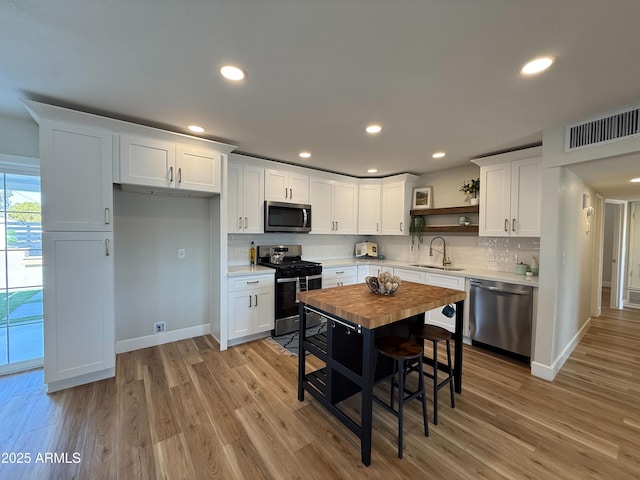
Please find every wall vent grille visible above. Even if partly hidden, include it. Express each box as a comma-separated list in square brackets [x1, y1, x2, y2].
[627, 289, 640, 307]
[565, 106, 640, 151]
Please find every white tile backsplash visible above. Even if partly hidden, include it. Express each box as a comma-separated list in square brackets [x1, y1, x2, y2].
[228, 233, 540, 274]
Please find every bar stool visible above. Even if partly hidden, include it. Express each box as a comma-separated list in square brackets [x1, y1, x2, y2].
[409, 324, 455, 425]
[373, 336, 429, 458]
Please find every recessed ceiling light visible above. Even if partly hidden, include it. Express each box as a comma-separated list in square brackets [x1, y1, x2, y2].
[367, 168, 378, 173]
[432, 152, 446, 159]
[631, 177, 640, 183]
[366, 124, 382, 134]
[187, 125, 205, 133]
[219, 64, 246, 81]
[299, 152, 311, 159]
[521, 56, 554, 75]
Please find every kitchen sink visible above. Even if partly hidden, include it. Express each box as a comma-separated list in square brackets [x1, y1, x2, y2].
[408, 264, 465, 271]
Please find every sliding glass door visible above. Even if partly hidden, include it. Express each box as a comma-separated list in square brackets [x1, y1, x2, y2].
[0, 172, 43, 373]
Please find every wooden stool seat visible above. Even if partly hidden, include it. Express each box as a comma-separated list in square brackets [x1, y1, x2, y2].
[376, 336, 423, 359]
[409, 324, 455, 425]
[373, 336, 429, 459]
[409, 324, 452, 342]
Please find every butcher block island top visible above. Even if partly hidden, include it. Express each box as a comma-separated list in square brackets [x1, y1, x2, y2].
[297, 281, 466, 330]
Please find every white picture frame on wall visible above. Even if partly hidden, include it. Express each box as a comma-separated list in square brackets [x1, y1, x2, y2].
[412, 186, 432, 209]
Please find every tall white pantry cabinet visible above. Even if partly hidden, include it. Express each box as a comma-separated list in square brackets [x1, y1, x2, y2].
[39, 119, 115, 392]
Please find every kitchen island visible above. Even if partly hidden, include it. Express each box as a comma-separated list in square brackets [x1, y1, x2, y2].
[297, 281, 466, 466]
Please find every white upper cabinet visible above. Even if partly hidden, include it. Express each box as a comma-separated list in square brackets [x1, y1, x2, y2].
[380, 176, 418, 235]
[309, 177, 358, 234]
[40, 120, 113, 232]
[478, 157, 541, 237]
[228, 161, 264, 234]
[265, 168, 309, 203]
[119, 134, 222, 194]
[358, 183, 381, 234]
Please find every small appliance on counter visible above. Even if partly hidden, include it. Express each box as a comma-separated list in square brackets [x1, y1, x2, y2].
[355, 241, 378, 258]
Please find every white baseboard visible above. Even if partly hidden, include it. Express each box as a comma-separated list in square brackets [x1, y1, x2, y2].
[46, 367, 115, 393]
[531, 317, 591, 381]
[116, 323, 211, 354]
[227, 331, 270, 347]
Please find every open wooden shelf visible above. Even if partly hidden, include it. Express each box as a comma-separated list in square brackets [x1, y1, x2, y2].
[410, 205, 479, 216]
[424, 225, 479, 233]
[410, 204, 480, 234]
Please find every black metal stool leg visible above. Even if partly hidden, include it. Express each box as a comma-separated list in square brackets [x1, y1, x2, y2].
[446, 338, 455, 409]
[432, 339, 439, 425]
[397, 358, 404, 458]
[418, 354, 429, 437]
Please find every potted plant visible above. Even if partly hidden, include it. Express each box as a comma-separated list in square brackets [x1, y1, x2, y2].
[409, 215, 425, 250]
[460, 178, 480, 205]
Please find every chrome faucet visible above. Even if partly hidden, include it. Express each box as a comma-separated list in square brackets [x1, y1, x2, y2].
[429, 236, 451, 267]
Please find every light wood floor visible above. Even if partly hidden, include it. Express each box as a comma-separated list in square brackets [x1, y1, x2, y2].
[1, 297, 639, 479]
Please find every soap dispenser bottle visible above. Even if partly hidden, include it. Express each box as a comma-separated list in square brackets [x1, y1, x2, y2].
[530, 255, 538, 276]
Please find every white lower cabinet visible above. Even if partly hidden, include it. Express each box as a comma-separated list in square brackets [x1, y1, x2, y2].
[322, 265, 358, 288]
[357, 264, 383, 283]
[228, 274, 274, 340]
[424, 272, 465, 332]
[43, 232, 115, 390]
[392, 267, 427, 284]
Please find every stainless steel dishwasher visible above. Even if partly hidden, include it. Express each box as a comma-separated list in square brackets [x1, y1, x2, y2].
[469, 279, 533, 358]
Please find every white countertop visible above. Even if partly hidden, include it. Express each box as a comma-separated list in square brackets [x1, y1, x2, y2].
[227, 258, 538, 286]
[320, 258, 539, 287]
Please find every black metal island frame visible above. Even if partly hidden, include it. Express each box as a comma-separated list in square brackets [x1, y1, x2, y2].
[297, 281, 466, 466]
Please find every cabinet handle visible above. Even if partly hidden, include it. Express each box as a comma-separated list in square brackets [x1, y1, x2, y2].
[246, 280, 260, 284]
[239, 217, 243, 229]
[249, 295, 252, 308]
[244, 217, 248, 229]
[400, 222, 403, 232]
[376, 222, 379, 232]
[169, 166, 174, 182]
[178, 167, 182, 183]
[285, 187, 288, 199]
[504, 219, 509, 232]
[105, 208, 110, 225]
[335, 221, 338, 231]
[254, 294, 258, 306]
[289, 188, 292, 199]
[105, 239, 111, 256]
[336, 271, 345, 274]
[512, 218, 517, 232]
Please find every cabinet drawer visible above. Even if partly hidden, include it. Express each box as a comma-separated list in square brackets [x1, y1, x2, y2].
[425, 273, 465, 290]
[229, 274, 274, 292]
[393, 267, 426, 284]
[323, 276, 357, 288]
[323, 265, 358, 278]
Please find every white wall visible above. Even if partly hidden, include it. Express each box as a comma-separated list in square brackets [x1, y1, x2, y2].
[415, 163, 480, 208]
[0, 115, 38, 158]
[114, 189, 212, 342]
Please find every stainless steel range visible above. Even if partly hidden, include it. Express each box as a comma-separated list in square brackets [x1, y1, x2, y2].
[257, 244, 323, 336]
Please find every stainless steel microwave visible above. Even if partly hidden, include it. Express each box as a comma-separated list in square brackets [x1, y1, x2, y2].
[264, 201, 312, 233]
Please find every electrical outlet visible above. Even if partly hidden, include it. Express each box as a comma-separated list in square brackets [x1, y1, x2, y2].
[234, 248, 241, 257]
[178, 248, 186, 259]
[153, 321, 166, 333]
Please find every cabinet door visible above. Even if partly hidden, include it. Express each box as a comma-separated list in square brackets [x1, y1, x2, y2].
[43, 232, 114, 384]
[242, 165, 265, 234]
[175, 145, 221, 193]
[227, 163, 243, 233]
[309, 178, 334, 234]
[288, 172, 309, 203]
[393, 267, 426, 284]
[228, 291, 253, 339]
[358, 184, 381, 234]
[264, 169, 289, 201]
[41, 121, 113, 232]
[478, 163, 511, 237]
[424, 273, 465, 332]
[120, 134, 175, 188]
[381, 181, 406, 235]
[253, 288, 274, 333]
[333, 182, 358, 234]
[510, 158, 541, 237]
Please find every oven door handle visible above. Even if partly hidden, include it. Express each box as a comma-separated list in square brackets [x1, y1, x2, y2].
[276, 277, 298, 284]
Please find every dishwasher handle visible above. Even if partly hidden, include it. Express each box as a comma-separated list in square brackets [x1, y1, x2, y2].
[470, 279, 532, 295]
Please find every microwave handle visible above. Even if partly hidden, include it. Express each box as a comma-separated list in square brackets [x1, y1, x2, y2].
[303, 208, 308, 228]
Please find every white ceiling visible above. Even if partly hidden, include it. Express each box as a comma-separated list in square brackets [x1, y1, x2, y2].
[1, 0, 640, 192]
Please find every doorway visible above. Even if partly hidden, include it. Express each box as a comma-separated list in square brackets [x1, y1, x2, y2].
[0, 170, 43, 375]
